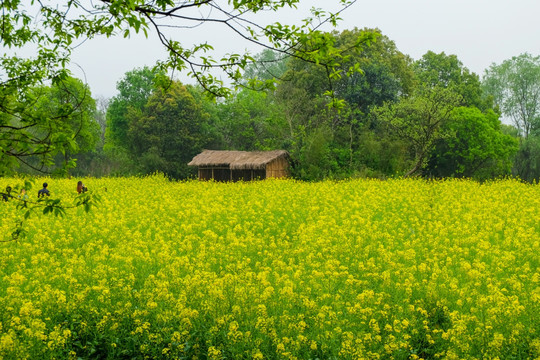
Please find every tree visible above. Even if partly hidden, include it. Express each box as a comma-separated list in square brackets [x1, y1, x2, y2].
[1, 0, 372, 173]
[401, 51, 517, 179]
[512, 136, 540, 182]
[94, 96, 110, 146]
[272, 28, 415, 178]
[105, 66, 166, 151]
[334, 28, 415, 113]
[483, 53, 540, 138]
[40, 77, 101, 171]
[373, 87, 462, 177]
[2, 0, 367, 92]
[214, 88, 287, 151]
[0, 76, 99, 174]
[414, 51, 492, 111]
[426, 107, 518, 179]
[242, 49, 290, 85]
[333, 29, 415, 174]
[127, 81, 212, 178]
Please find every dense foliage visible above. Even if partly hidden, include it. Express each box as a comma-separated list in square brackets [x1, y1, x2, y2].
[0, 0, 536, 181]
[78, 29, 526, 181]
[1, 0, 370, 174]
[0, 76, 100, 175]
[483, 53, 540, 181]
[1, 176, 538, 358]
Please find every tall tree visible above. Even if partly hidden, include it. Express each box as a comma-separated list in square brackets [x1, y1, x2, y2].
[335, 30, 414, 176]
[483, 53, 540, 138]
[105, 66, 166, 151]
[274, 28, 415, 178]
[2, 0, 369, 173]
[215, 88, 287, 151]
[426, 107, 518, 179]
[512, 137, 540, 182]
[242, 49, 290, 86]
[94, 96, 109, 147]
[335, 28, 415, 113]
[373, 87, 462, 177]
[127, 81, 212, 179]
[40, 77, 101, 171]
[415, 51, 489, 110]
[214, 50, 290, 151]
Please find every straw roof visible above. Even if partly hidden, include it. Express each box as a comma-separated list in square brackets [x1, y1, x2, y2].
[188, 150, 289, 170]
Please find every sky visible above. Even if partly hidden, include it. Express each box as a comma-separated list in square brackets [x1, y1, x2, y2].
[66, 0, 540, 99]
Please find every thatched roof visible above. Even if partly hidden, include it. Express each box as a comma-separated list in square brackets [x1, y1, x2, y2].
[188, 150, 289, 170]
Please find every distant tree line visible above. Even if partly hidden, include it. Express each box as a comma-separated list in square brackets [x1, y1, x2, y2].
[4, 29, 540, 182]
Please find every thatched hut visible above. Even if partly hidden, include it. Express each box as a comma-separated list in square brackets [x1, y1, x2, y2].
[188, 150, 290, 181]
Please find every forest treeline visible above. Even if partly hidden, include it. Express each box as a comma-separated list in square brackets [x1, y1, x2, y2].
[4, 28, 540, 181]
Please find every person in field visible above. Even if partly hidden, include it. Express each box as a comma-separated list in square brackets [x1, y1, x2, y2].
[77, 181, 88, 194]
[19, 188, 29, 201]
[2, 186, 12, 201]
[38, 183, 50, 198]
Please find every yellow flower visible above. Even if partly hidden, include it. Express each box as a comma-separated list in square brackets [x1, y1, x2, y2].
[0, 176, 538, 359]
[208, 346, 222, 360]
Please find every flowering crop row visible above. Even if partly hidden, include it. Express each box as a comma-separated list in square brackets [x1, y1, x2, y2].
[0, 176, 539, 359]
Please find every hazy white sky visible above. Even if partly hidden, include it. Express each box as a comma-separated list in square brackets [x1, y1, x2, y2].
[67, 0, 540, 98]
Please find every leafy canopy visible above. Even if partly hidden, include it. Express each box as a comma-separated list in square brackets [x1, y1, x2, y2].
[0, 76, 99, 174]
[373, 86, 462, 177]
[1, 0, 372, 97]
[483, 53, 540, 138]
[1, 0, 372, 173]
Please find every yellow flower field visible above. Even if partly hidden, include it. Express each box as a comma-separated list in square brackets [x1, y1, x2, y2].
[0, 176, 539, 359]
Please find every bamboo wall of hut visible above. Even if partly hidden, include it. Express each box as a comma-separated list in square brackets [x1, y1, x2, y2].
[265, 156, 289, 178]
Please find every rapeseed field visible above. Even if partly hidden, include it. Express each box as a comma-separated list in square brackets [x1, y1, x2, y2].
[0, 176, 538, 359]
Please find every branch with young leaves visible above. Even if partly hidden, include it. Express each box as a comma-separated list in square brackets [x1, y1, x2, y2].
[1, 75, 98, 174]
[2, 0, 372, 171]
[3, 0, 371, 96]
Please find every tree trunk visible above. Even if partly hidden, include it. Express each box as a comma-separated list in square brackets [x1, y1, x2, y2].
[404, 152, 425, 178]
